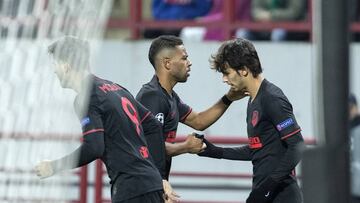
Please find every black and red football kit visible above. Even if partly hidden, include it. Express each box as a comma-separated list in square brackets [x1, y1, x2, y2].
[136, 75, 192, 180]
[200, 79, 304, 203]
[53, 75, 165, 202]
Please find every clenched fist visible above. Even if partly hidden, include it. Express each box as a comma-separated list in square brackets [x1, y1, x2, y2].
[34, 160, 54, 179]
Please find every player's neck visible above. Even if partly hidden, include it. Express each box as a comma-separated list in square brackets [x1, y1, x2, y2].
[248, 75, 264, 102]
[73, 71, 91, 93]
[157, 74, 176, 95]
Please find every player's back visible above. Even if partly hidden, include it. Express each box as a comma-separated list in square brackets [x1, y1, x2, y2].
[90, 76, 163, 201]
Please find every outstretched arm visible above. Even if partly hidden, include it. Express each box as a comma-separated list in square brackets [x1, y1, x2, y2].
[35, 130, 104, 178]
[183, 88, 248, 131]
[166, 133, 205, 157]
[198, 138, 252, 161]
[35, 99, 105, 179]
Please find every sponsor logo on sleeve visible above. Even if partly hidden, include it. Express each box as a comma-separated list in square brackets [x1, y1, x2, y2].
[155, 113, 164, 125]
[81, 117, 90, 127]
[276, 118, 294, 131]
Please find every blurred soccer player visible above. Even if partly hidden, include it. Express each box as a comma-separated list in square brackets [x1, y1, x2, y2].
[350, 93, 360, 203]
[198, 38, 305, 203]
[34, 36, 177, 203]
[136, 35, 246, 180]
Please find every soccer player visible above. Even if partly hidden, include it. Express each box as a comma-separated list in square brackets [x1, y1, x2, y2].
[34, 36, 175, 203]
[349, 93, 360, 202]
[198, 38, 305, 203]
[136, 35, 246, 180]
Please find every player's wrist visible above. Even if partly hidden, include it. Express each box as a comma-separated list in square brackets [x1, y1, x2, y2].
[221, 95, 233, 106]
[49, 160, 58, 174]
[198, 139, 224, 159]
[51, 159, 64, 174]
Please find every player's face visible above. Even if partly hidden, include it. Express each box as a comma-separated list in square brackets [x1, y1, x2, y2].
[168, 45, 192, 83]
[222, 64, 246, 91]
[52, 59, 72, 88]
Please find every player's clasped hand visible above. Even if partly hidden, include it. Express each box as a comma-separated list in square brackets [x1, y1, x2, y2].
[185, 133, 206, 154]
[197, 138, 224, 159]
[246, 177, 279, 203]
[34, 160, 54, 179]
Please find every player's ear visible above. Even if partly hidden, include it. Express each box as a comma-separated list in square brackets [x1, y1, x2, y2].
[163, 57, 171, 70]
[240, 67, 249, 77]
[63, 62, 71, 73]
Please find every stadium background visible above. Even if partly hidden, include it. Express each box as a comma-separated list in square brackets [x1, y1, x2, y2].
[0, 0, 358, 202]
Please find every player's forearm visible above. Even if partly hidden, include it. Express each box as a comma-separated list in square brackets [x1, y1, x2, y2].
[188, 100, 229, 131]
[52, 148, 95, 173]
[165, 142, 191, 157]
[270, 133, 304, 181]
[52, 133, 105, 173]
[222, 145, 252, 161]
[198, 139, 252, 160]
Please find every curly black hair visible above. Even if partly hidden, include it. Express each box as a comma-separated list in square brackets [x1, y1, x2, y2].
[210, 38, 262, 77]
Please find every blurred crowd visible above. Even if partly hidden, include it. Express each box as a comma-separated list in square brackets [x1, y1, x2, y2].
[0, 0, 359, 41]
[108, 0, 360, 41]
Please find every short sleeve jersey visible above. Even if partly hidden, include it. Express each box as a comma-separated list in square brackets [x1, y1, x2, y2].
[246, 79, 301, 187]
[136, 75, 192, 179]
[75, 75, 163, 201]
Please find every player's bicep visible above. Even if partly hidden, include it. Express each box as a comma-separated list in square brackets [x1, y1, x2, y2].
[174, 94, 192, 122]
[265, 96, 301, 139]
[81, 106, 104, 136]
[182, 110, 198, 127]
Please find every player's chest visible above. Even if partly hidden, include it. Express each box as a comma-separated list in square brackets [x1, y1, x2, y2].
[164, 99, 180, 128]
[246, 104, 275, 137]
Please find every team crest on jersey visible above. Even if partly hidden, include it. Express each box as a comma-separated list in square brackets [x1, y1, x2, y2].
[155, 113, 164, 125]
[251, 111, 259, 127]
[139, 146, 149, 158]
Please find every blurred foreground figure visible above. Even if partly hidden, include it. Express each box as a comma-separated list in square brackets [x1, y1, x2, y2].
[34, 36, 179, 203]
[350, 93, 360, 203]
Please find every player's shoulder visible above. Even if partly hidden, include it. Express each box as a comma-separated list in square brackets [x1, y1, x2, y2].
[137, 79, 166, 102]
[262, 80, 284, 97]
[92, 76, 126, 95]
[137, 85, 166, 102]
[261, 79, 289, 104]
[90, 76, 135, 106]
